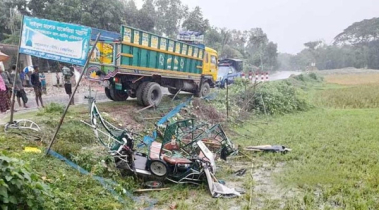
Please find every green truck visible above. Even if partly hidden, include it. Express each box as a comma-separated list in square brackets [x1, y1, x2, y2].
[87, 27, 219, 107]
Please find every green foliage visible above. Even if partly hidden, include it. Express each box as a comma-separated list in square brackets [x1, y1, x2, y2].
[154, 0, 188, 38]
[0, 154, 50, 210]
[252, 81, 312, 115]
[70, 150, 122, 180]
[215, 75, 318, 118]
[182, 6, 210, 33]
[42, 102, 65, 114]
[334, 17, 379, 45]
[292, 73, 323, 83]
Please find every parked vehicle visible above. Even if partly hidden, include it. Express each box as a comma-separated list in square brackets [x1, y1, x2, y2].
[216, 58, 243, 88]
[85, 27, 218, 107]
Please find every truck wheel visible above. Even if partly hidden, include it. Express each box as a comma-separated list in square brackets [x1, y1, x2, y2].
[142, 82, 163, 107]
[136, 82, 149, 106]
[110, 84, 129, 101]
[105, 87, 114, 100]
[197, 82, 210, 97]
[168, 87, 179, 95]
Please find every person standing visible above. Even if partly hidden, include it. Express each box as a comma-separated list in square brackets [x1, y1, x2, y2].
[56, 71, 60, 87]
[23, 66, 33, 87]
[39, 71, 46, 94]
[30, 66, 44, 108]
[0, 67, 10, 113]
[0, 66, 12, 102]
[19, 70, 25, 86]
[10, 65, 29, 108]
[60, 63, 74, 105]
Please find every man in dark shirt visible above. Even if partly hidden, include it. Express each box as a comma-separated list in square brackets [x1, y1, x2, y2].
[60, 63, 74, 105]
[10, 65, 28, 108]
[30, 66, 44, 108]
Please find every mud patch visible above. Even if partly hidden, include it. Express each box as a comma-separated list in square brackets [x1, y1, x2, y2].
[191, 98, 225, 124]
[251, 162, 297, 209]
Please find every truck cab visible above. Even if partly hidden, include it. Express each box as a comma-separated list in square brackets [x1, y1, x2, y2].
[202, 47, 218, 83]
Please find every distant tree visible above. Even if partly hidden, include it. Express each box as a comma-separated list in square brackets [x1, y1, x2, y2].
[25, 0, 126, 31]
[182, 6, 209, 33]
[304, 41, 322, 50]
[138, 0, 156, 32]
[247, 28, 268, 70]
[264, 42, 278, 71]
[154, 0, 188, 37]
[204, 27, 223, 50]
[334, 17, 379, 45]
[277, 53, 294, 70]
[124, 0, 139, 28]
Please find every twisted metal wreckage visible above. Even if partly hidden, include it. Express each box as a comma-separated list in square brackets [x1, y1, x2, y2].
[81, 97, 242, 198]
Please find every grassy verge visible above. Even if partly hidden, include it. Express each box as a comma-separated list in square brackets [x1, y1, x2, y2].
[233, 108, 379, 209]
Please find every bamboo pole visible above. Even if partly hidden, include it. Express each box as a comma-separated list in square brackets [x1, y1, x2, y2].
[46, 33, 101, 155]
[9, 15, 25, 123]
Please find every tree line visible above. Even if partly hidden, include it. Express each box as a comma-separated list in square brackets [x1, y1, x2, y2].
[0, 0, 278, 72]
[279, 17, 379, 71]
[1, 0, 378, 71]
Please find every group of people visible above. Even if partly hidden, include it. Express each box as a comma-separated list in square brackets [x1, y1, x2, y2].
[0, 63, 75, 113]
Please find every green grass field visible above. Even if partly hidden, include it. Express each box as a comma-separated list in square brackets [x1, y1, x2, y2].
[231, 73, 379, 209]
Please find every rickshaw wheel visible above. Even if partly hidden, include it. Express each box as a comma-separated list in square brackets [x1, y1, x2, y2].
[149, 160, 168, 177]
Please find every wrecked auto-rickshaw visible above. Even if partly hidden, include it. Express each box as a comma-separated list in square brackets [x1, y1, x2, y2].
[83, 101, 240, 197]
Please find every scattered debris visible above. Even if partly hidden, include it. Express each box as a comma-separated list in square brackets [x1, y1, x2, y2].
[134, 188, 170, 193]
[235, 168, 247, 176]
[24, 147, 42, 153]
[144, 180, 164, 189]
[4, 119, 41, 132]
[204, 165, 241, 198]
[245, 145, 292, 153]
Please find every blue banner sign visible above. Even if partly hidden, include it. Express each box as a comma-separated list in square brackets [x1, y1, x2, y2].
[20, 16, 92, 66]
[90, 28, 120, 42]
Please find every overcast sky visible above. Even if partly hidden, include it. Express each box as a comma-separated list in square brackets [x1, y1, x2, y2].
[136, 0, 379, 54]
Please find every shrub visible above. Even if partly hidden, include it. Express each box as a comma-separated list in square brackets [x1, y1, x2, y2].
[0, 155, 50, 210]
[43, 103, 65, 114]
[252, 81, 312, 115]
[213, 75, 316, 117]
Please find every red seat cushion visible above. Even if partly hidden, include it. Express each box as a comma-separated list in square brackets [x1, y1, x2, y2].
[163, 156, 192, 165]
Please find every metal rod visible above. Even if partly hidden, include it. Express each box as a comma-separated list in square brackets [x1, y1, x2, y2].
[9, 15, 25, 123]
[46, 33, 101, 155]
[226, 81, 229, 121]
[132, 76, 144, 84]
[137, 104, 154, 113]
[171, 88, 181, 101]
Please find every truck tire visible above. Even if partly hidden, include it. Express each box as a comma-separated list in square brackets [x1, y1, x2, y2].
[142, 82, 163, 107]
[110, 84, 129, 101]
[168, 87, 179, 95]
[105, 87, 114, 100]
[196, 82, 211, 97]
[136, 82, 149, 106]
